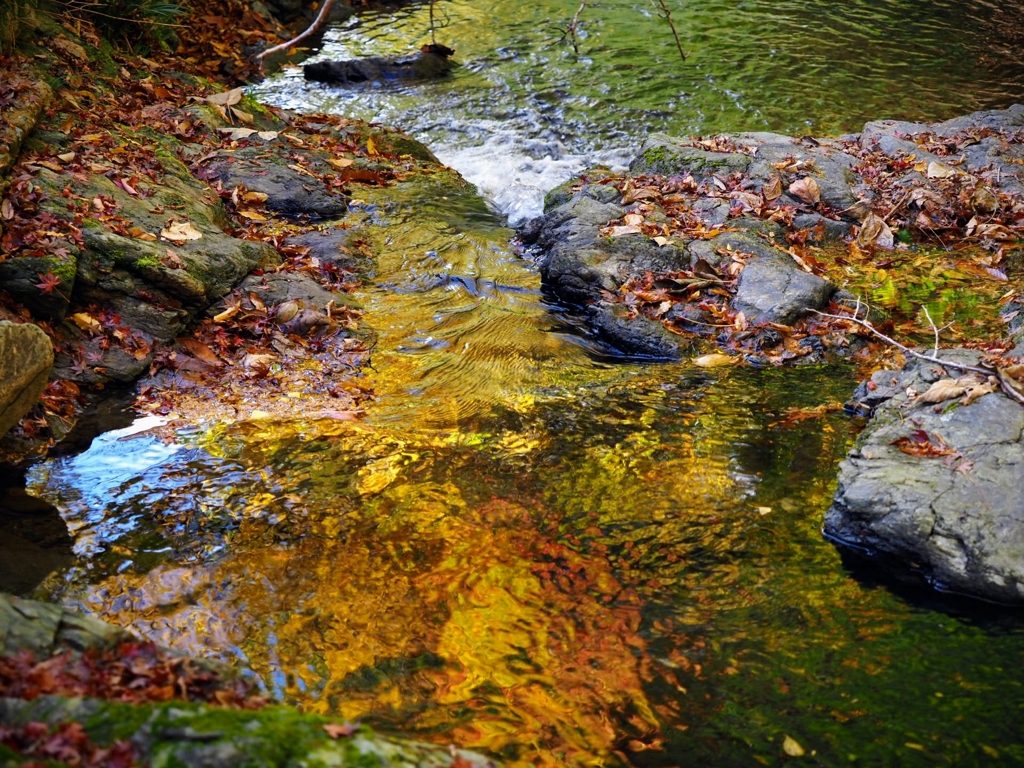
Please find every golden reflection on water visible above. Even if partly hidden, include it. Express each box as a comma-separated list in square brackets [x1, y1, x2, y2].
[35, 171, 1024, 766]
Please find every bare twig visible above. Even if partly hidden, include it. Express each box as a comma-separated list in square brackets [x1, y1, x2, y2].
[922, 306, 940, 358]
[560, 0, 588, 54]
[653, 0, 688, 62]
[811, 304, 1024, 405]
[256, 0, 336, 61]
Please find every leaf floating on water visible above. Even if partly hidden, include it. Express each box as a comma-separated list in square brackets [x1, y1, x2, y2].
[857, 213, 894, 249]
[694, 353, 740, 368]
[788, 176, 820, 205]
[782, 735, 806, 757]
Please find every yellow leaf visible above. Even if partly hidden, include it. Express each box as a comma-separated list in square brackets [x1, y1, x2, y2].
[366, 135, 380, 156]
[243, 191, 269, 202]
[70, 312, 102, 334]
[926, 161, 958, 179]
[694, 353, 739, 368]
[783, 735, 806, 757]
[238, 210, 268, 221]
[213, 304, 241, 323]
[327, 157, 355, 170]
[57, 152, 76, 163]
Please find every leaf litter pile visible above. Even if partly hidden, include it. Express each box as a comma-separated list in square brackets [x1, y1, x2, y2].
[0, 3, 442, 436]
[583, 125, 1024, 374]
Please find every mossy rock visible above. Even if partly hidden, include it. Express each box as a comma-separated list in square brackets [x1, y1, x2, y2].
[0, 696, 499, 767]
[629, 134, 752, 177]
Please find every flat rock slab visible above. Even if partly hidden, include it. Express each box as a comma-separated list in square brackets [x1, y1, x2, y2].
[0, 322, 53, 437]
[826, 350, 1024, 603]
[0, 592, 129, 656]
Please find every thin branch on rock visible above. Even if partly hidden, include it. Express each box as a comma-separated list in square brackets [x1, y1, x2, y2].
[256, 0, 336, 62]
[653, 0, 688, 62]
[810, 305, 1024, 405]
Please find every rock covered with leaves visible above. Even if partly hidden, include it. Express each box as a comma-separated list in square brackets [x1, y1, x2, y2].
[521, 105, 1024, 361]
[826, 350, 1024, 604]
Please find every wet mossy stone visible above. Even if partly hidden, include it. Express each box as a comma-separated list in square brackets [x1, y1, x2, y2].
[0, 323, 52, 437]
[201, 145, 348, 219]
[733, 254, 835, 325]
[0, 252, 76, 320]
[630, 135, 752, 178]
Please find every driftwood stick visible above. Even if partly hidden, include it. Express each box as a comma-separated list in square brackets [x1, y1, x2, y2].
[256, 0, 336, 61]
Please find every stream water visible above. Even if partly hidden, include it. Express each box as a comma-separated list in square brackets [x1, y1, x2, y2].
[22, 1, 1024, 765]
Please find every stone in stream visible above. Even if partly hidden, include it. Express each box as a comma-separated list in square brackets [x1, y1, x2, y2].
[0, 321, 53, 437]
[304, 47, 456, 85]
[826, 350, 1024, 604]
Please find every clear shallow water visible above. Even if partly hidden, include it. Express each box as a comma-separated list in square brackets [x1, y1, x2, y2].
[25, 3, 1024, 765]
[252, 0, 1024, 222]
[30, 182, 1024, 766]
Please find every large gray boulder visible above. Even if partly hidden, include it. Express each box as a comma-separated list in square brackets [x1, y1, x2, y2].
[0, 322, 53, 437]
[826, 350, 1024, 603]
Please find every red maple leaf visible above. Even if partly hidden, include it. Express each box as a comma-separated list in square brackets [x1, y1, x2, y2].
[35, 271, 61, 294]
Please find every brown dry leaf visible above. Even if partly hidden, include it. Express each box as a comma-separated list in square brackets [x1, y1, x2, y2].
[857, 213, 894, 249]
[917, 378, 968, 404]
[231, 108, 255, 126]
[326, 157, 355, 170]
[206, 87, 244, 107]
[69, 312, 102, 334]
[788, 176, 820, 205]
[961, 381, 995, 405]
[242, 352, 276, 369]
[623, 213, 644, 226]
[762, 175, 783, 201]
[160, 220, 203, 243]
[970, 186, 998, 214]
[0, 199, 13, 220]
[892, 429, 957, 457]
[694, 353, 740, 368]
[57, 152, 76, 163]
[257, 131, 280, 141]
[178, 338, 224, 367]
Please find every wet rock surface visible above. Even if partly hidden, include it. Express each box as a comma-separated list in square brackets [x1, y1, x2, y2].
[0, 321, 53, 437]
[827, 350, 1024, 604]
[523, 105, 1024, 360]
[304, 50, 455, 85]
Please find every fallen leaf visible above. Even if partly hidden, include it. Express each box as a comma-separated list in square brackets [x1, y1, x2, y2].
[782, 735, 806, 757]
[220, 127, 257, 140]
[857, 213, 894, 249]
[762, 175, 783, 201]
[892, 429, 956, 457]
[788, 176, 820, 205]
[694, 353, 740, 368]
[206, 87, 244, 107]
[160, 220, 203, 243]
[70, 312, 102, 333]
[366, 135, 380, 156]
[213, 304, 240, 323]
[326, 157, 355, 170]
[926, 161, 958, 179]
[0, 198, 13, 219]
[916, 378, 967, 404]
[178, 338, 224, 367]
[238, 210, 268, 221]
[57, 152, 76, 163]
[961, 381, 995, 405]
[257, 131, 279, 141]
